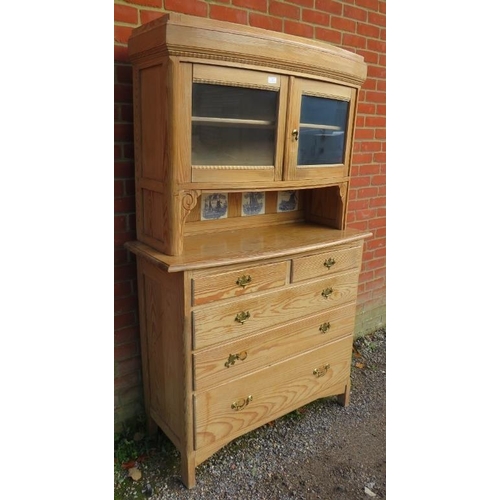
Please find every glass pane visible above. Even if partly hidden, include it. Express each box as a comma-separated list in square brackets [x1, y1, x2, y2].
[298, 95, 348, 166]
[192, 84, 277, 166]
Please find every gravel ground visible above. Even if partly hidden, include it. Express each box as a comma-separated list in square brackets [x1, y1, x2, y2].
[114, 328, 386, 500]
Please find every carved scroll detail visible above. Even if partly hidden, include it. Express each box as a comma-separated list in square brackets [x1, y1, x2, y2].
[339, 183, 348, 204]
[181, 190, 202, 223]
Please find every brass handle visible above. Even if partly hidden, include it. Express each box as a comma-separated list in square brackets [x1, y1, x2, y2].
[292, 129, 299, 141]
[225, 351, 248, 368]
[319, 322, 331, 334]
[231, 395, 253, 411]
[321, 287, 333, 299]
[323, 257, 336, 269]
[236, 275, 252, 288]
[313, 363, 331, 378]
[235, 311, 251, 324]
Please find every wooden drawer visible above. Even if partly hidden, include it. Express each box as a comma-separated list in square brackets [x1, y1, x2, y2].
[291, 243, 363, 283]
[192, 261, 288, 306]
[192, 269, 359, 349]
[194, 335, 352, 451]
[193, 302, 356, 391]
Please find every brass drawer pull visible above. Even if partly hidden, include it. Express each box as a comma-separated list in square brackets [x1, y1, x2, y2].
[321, 287, 333, 299]
[225, 351, 248, 368]
[323, 257, 336, 269]
[231, 395, 253, 411]
[313, 363, 331, 378]
[235, 311, 251, 324]
[319, 322, 331, 334]
[291, 128, 299, 141]
[236, 275, 252, 288]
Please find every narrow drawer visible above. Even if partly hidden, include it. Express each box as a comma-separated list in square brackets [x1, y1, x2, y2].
[292, 243, 363, 283]
[194, 335, 352, 451]
[193, 302, 356, 391]
[192, 261, 288, 306]
[192, 269, 359, 349]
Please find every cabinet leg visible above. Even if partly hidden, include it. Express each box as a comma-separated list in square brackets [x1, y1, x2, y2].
[180, 452, 196, 489]
[337, 379, 351, 407]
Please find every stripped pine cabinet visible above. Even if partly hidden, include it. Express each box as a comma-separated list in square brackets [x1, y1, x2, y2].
[126, 14, 369, 488]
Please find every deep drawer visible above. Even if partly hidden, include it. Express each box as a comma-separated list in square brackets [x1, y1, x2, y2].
[193, 302, 356, 391]
[192, 269, 360, 349]
[291, 243, 363, 283]
[192, 260, 288, 306]
[194, 335, 352, 451]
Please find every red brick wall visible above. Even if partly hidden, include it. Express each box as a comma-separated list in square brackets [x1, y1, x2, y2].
[114, 0, 386, 431]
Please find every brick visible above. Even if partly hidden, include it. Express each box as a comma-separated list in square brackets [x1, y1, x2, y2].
[115, 215, 127, 232]
[355, 0, 379, 11]
[115, 123, 134, 142]
[356, 48, 378, 64]
[368, 11, 385, 27]
[164, 0, 208, 16]
[115, 248, 128, 265]
[342, 33, 366, 49]
[115, 326, 139, 345]
[114, 311, 136, 330]
[114, 371, 140, 390]
[115, 263, 137, 281]
[125, 179, 136, 196]
[285, 20, 314, 38]
[355, 208, 377, 220]
[115, 180, 124, 199]
[357, 187, 378, 199]
[315, 26, 341, 44]
[114, 44, 129, 63]
[115, 281, 132, 297]
[343, 5, 367, 22]
[348, 199, 370, 211]
[114, 195, 136, 213]
[140, 9, 165, 24]
[288, 0, 314, 7]
[369, 195, 385, 209]
[116, 356, 142, 377]
[232, 0, 267, 12]
[125, 0, 162, 7]
[365, 255, 385, 270]
[356, 22, 380, 38]
[115, 296, 139, 314]
[330, 14, 355, 33]
[358, 163, 381, 175]
[365, 277, 384, 292]
[114, 83, 133, 103]
[249, 13, 283, 31]
[115, 64, 133, 84]
[347, 220, 368, 231]
[357, 102, 376, 115]
[115, 341, 139, 361]
[302, 9, 330, 26]
[115, 144, 122, 160]
[114, 25, 134, 44]
[375, 128, 385, 140]
[365, 115, 385, 127]
[354, 128, 374, 140]
[360, 141, 381, 152]
[376, 79, 385, 92]
[123, 143, 135, 159]
[115, 231, 138, 246]
[115, 4, 138, 24]
[315, 0, 342, 15]
[115, 160, 135, 178]
[210, 5, 248, 24]
[350, 175, 370, 188]
[120, 385, 143, 405]
[378, 1, 386, 14]
[370, 174, 385, 185]
[120, 103, 134, 123]
[365, 90, 385, 104]
[269, 1, 300, 20]
[367, 38, 385, 53]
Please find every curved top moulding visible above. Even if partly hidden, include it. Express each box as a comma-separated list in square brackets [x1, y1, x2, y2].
[128, 13, 367, 87]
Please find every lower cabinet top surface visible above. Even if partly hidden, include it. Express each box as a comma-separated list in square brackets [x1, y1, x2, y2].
[126, 223, 371, 273]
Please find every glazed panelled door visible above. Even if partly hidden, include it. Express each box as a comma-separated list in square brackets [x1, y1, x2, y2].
[190, 64, 288, 183]
[284, 78, 356, 181]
